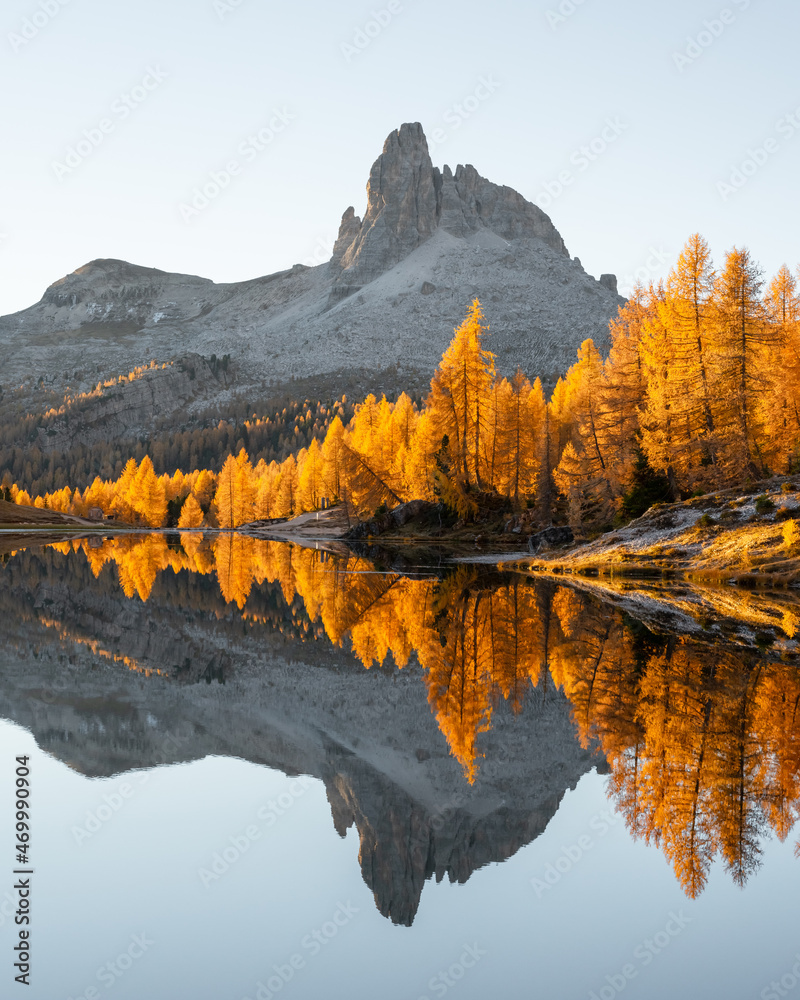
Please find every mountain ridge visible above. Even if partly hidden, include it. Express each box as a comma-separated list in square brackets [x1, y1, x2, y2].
[0, 122, 625, 452]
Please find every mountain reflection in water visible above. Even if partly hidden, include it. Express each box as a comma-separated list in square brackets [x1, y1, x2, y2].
[2, 531, 799, 910]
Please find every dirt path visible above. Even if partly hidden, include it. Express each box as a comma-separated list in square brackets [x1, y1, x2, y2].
[0, 498, 100, 528]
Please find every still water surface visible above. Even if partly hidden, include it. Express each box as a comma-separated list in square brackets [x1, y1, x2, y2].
[0, 533, 798, 999]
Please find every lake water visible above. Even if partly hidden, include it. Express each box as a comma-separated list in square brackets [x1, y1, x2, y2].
[1, 532, 799, 1000]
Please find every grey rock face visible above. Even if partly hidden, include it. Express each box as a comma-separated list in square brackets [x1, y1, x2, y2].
[331, 206, 363, 266]
[599, 273, 619, 295]
[0, 122, 624, 423]
[41, 258, 215, 323]
[31, 353, 221, 453]
[435, 162, 568, 251]
[528, 525, 575, 553]
[331, 122, 569, 298]
[331, 123, 440, 297]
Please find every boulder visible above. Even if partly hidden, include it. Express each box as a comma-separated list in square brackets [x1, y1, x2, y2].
[528, 526, 574, 553]
[347, 499, 434, 539]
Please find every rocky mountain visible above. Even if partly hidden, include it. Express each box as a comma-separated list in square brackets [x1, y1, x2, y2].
[0, 123, 624, 442]
[330, 121, 569, 297]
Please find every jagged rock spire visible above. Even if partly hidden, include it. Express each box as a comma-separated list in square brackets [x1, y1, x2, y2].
[331, 122, 569, 298]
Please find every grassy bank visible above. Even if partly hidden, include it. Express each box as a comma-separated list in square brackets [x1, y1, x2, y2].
[519, 480, 800, 587]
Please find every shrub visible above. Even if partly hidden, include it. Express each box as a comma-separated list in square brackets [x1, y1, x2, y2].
[781, 482, 794, 494]
[755, 495, 776, 515]
[698, 513, 716, 528]
[620, 448, 672, 520]
[784, 519, 800, 552]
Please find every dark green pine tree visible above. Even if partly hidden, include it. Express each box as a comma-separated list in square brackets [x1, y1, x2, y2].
[620, 447, 671, 520]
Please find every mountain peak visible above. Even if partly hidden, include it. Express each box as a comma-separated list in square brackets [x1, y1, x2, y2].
[386, 120, 429, 151]
[331, 122, 569, 298]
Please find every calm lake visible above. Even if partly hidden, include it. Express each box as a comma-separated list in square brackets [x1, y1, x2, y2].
[1, 532, 798, 1000]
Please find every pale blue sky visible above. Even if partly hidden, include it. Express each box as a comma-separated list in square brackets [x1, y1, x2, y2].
[0, 0, 797, 316]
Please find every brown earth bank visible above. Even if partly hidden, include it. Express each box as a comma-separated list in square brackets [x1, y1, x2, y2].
[0, 497, 119, 538]
[0, 499, 120, 556]
[0, 498, 98, 526]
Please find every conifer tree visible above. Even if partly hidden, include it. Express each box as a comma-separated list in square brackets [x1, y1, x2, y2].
[553, 339, 616, 527]
[274, 454, 298, 518]
[321, 416, 346, 504]
[496, 369, 542, 509]
[254, 461, 281, 519]
[663, 234, 718, 475]
[128, 456, 167, 527]
[426, 300, 495, 493]
[177, 493, 204, 529]
[111, 458, 138, 522]
[763, 265, 800, 471]
[298, 438, 324, 510]
[215, 449, 255, 528]
[712, 247, 768, 480]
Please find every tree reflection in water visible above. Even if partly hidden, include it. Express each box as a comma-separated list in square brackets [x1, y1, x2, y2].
[6, 532, 800, 898]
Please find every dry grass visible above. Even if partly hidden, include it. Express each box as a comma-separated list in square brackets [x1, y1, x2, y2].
[0, 498, 89, 528]
[524, 481, 800, 587]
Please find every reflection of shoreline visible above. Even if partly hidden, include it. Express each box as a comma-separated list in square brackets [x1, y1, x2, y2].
[2, 536, 799, 904]
[520, 571, 800, 653]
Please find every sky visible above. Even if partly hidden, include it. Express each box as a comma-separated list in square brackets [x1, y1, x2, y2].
[0, 0, 798, 316]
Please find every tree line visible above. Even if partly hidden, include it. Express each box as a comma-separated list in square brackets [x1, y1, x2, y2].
[2, 396, 354, 518]
[8, 236, 799, 532]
